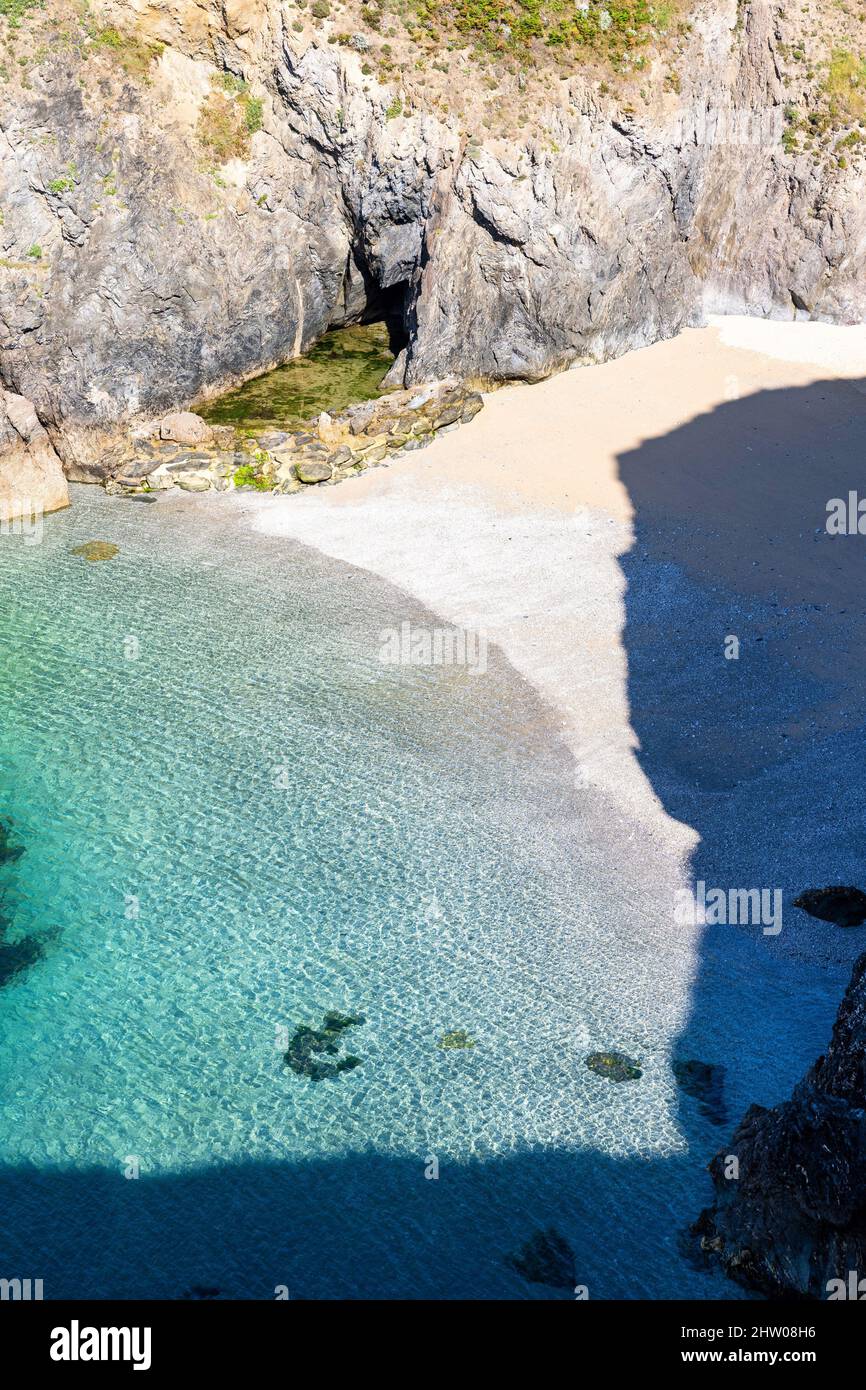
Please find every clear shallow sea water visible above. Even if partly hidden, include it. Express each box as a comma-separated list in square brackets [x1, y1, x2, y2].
[0, 487, 771, 1300]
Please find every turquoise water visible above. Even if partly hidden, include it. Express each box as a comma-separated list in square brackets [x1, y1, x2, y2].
[0, 488, 764, 1299]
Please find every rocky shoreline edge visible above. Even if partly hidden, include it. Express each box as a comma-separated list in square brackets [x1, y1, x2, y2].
[93, 379, 484, 501]
[692, 949, 866, 1300]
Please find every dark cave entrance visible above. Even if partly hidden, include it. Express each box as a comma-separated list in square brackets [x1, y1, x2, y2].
[329, 246, 412, 361]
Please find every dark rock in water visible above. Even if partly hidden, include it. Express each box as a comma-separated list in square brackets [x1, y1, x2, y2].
[793, 886, 866, 927]
[0, 821, 24, 865]
[694, 950, 866, 1299]
[284, 1011, 366, 1082]
[676, 1216, 718, 1274]
[321, 1010, 364, 1031]
[507, 1227, 576, 1290]
[0, 933, 44, 988]
[585, 1050, 642, 1082]
[673, 1058, 727, 1126]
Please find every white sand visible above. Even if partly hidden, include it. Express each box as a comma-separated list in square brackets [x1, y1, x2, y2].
[244, 317, 866, 836]
[710, 313, 866, 376]
[240, 318, 866, 1120]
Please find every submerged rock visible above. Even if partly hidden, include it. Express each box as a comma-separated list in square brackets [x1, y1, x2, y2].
[694, 950, 866, 1299]
[438, 1029, 476, 1050]
[585, 1051, 642, 1082]
[506, 1227, 576, 1290]
[793, 886, 866, 927]
[0, 934, 44, 988]
[673, 1058, 727, 1126]
[284, 1010, 366, 1082]
[71, 541, 119, 563]
[0, 821, 24, 865]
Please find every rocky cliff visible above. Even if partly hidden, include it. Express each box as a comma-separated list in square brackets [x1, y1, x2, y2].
[0, 387, 68, 519]
[695, 951, 866, 1300]
[0, 0, 864, 502]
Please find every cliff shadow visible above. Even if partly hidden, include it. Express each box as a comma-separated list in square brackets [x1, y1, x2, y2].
[617, 373, 866, 1149]
[0, 1142, 740, 1301]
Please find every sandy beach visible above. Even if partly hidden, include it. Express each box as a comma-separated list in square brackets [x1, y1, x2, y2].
[244, 315, 866, 1126]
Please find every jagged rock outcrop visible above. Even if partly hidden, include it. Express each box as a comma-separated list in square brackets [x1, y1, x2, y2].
[0, 0, 863, 484]
[694, 952, 866, 1300]
[0, 389, 68, 519]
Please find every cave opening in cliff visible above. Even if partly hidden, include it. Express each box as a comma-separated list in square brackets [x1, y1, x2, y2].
[379, 279, 411, 359]
[331, 274, 411, 361]
[328, 241, 413, 365]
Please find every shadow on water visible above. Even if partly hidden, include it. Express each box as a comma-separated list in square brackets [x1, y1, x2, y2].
[0, 1147, 726, 1301]
[1, 378, 865, 1299]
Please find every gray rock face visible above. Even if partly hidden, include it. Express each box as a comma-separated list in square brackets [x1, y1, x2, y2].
[694, 952, 866, 1300]
[0, 0, 864, 482]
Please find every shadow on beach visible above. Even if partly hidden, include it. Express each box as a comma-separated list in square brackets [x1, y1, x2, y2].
[619, 373, 866, 1126]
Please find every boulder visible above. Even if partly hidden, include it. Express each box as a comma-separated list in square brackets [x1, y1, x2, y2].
[0, 389, 68, 521]
[296, 459, 333, 484]
[158, 412, 214, 447]
[114, 453, 162, 482]
[176, 475, 212, 492]
[256, 431, 290, 451]
[166, 455, 215, 472]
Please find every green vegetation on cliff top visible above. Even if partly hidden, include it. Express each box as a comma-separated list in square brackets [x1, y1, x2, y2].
[0, 0, 42, 26]
[446, 0, 677, 57]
